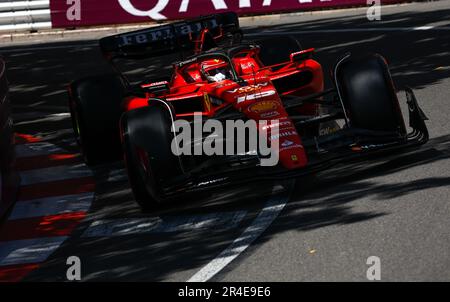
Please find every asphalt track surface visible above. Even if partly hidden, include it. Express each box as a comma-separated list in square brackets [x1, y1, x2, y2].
[1, 1, 450, 281]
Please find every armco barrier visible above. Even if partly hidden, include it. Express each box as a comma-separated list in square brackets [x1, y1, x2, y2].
[0, 0, 51, 32]
[49, 0, 404, 28]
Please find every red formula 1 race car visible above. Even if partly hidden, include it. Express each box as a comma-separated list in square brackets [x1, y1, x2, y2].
[68, 12, 428, 212]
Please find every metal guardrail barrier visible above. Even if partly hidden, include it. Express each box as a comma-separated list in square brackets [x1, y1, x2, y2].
[0, 0, 51, 32]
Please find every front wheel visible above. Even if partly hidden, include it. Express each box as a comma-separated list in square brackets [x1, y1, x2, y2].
[335, 53, 406, 135]
[120, 103, 183, 212]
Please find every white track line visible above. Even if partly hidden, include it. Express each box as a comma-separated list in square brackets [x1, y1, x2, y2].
[82, 211, 247, 238]
[19, 164, 92, 185]
[246, 26, 450, 36]
[15, 142, 65, 158]
[187, 182, 294, 282]
[11, 111, 49, 122]
[0, 237, 68, 266]
[14, 113, 71, 126]
[0, 43, 98, 53]
[8, 193, 94, 221]
[33, 129, 76, 142]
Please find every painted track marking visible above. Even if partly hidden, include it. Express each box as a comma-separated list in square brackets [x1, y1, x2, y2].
[19, 164, 93, 185]
[8, 193, 93, 220]
[15, 142, 65, 158]
[187, 182, 295, 282]
[246, 26, 450, 37]
[0, 212, 86, 241]
[0, 133, 95, 282]
[0, 237, 68, 266]
[82, 211, 247, 238]
[18, 176, 95, 201]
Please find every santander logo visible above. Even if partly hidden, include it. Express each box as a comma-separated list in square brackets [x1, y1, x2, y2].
[117, 0, 274, 20]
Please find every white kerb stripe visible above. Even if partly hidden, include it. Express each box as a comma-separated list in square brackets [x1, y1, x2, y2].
[19, 164, 93, 186]
[15, 142, 65, 158]
[0, 237, 68, 267]
[8, 193, 94, 221]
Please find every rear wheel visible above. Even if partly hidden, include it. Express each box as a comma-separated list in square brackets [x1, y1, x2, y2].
[69, 74, 126, 165]
[121, 103, 183, 212]
[335, 53, 406, 135]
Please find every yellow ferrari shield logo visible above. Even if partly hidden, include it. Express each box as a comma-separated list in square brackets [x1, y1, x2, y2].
[204, 93, 212, 112]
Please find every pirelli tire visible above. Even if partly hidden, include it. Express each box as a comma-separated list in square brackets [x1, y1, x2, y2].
[69, 74, 126, 165]
[335, 53, 407, 135]
[120, 102, 183, 212]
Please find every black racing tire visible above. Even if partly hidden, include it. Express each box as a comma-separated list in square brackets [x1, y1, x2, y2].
[0, 90, 14, 176]
[255, 36, 302, 67]
[69, 74, 126, 165]
[120, 103, 182, 212]
[335, 53, 406, 134]
[0, 118, 14, 176]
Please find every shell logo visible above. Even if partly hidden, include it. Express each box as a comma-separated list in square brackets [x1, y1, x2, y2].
[249, 101, 279, 113]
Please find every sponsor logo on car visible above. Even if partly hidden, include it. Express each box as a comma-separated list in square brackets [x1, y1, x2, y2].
[215, 81, 235, 89]
[228, 82, 269, 94]
[262, 120, 292, 131]
[237, 90, 276, 104]
[119, 19, 219, 45]
[249, 100, 279, 113]
[142, 80, 170, 90]
[203, 93, 212, 112]
[241, 62, 256, 70]
[260, 111, 280, 118]
[148, 80, 169, 87]
[281, 140, 294, 148]
[280, 140, 303, 151]
[319, 124, 340, 136]
[270, 130, 298, 141]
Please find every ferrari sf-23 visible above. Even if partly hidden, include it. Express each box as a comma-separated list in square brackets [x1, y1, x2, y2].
[68, 12, 429, 212]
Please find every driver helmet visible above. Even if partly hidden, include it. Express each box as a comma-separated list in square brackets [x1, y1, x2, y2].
[200, 59, 231, 83]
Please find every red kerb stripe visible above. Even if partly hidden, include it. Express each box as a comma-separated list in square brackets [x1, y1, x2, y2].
[16, 153, 81, 171]
[0, 211, 86, 242]
[18, 177, 95, 201]
[15, 134, 41, 144]
[0, 263, 40, 282]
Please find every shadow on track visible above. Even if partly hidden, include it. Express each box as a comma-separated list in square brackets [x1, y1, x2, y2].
[22, 134, 450, 281]
[246, 8, 450, 90]
[5, 7, 450, 281]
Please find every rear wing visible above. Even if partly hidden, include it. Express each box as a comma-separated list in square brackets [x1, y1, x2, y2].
[99, 12, 240, 60]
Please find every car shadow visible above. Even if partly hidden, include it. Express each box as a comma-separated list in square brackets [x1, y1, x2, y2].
[22, 133, 450, 281]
